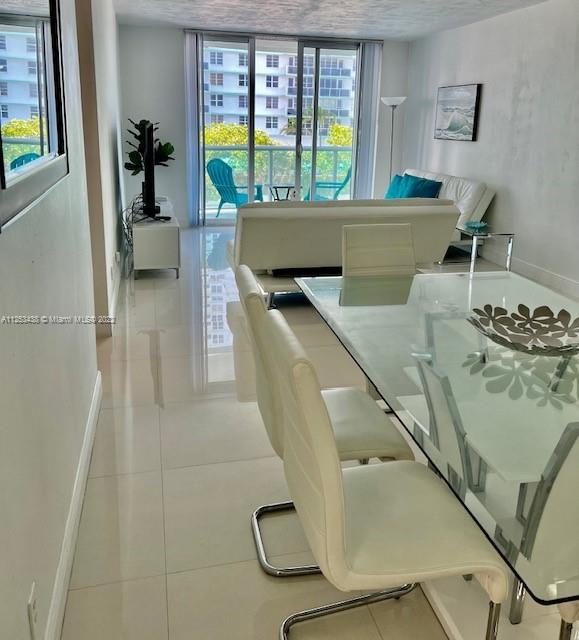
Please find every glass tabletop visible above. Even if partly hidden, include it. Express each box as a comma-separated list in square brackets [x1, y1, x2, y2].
[297, 271, 579, 605]
[458, 224, 514, 238]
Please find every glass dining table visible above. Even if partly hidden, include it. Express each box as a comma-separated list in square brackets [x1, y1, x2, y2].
[296, 271, 579, 609]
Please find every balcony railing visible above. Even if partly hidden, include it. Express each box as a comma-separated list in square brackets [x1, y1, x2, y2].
[204, 143, 352, 214]
[2, 136, 41, 171]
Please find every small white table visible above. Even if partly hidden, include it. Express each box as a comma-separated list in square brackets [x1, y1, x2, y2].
[133, 198, 181, 278]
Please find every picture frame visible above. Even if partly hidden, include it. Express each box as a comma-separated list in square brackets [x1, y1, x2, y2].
[434, 83, 481, 141]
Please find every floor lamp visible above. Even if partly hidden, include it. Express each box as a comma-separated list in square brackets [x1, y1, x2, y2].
[381, 96, 406, 183]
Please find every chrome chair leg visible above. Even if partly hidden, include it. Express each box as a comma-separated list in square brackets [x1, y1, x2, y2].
[266, 293, 275, 309]
[559, 620, 574, 640]
[280, 583, 416, 640]
[485, 602, 502, 640]
[509, 579, 526, 624]
[251, 502, 321, 577]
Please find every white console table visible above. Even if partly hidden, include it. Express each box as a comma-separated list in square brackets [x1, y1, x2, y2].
[133, 198, 181, 278]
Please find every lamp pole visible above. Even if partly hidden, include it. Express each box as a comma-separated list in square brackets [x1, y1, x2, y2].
[389, 105, 397, 183]
[381, 97, 406, 184]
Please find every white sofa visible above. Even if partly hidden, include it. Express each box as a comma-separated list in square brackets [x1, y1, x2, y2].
[228, 198, 460, 295]
[404, 169, 495, 242]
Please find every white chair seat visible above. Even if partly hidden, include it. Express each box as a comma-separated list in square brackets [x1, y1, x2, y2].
[339, 461, 507, 601]
[323, 387, 412, 462]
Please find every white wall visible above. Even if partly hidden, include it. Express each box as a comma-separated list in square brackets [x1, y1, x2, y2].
[373, 41, 410, 198]
[77, 0, 124, 335]
[0, 0, 97, 638]
[91, 0, 125, 312]
[118, 26, 189, 225]
[403, 0, 579, 296]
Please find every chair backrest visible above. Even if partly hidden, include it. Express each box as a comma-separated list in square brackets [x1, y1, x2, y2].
[333, 166, 352, 199]
[234, 265, 284, 457]
[10, 152, 40, 170]
[416, 358, 471, 493]
[261, 309, 346, 582]
[207, 158, 238, 203]
[342, 223, 416, 277]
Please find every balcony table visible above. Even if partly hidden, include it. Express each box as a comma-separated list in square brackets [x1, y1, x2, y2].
[296, 271, 579, 609]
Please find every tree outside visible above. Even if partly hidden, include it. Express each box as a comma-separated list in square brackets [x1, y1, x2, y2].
[1, 117, 42, 170]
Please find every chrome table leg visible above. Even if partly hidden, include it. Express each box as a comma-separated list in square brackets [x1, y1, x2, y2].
[506, 236, 514, 271]
[509, 579, 526, 624]
[470, 235, 479, 273]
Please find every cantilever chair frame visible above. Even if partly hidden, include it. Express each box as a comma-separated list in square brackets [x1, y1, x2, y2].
[507, 423, 579, 638]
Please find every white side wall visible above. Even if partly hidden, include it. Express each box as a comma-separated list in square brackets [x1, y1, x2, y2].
[0, 0, 97, 637]
[373, 41, 410, 198]
[92, 0, 125, 312]
[118, 25, 188, 226]
[403, 0, 579, 296]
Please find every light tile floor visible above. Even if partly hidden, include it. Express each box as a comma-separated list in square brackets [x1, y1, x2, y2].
[62, 227, 499, 640]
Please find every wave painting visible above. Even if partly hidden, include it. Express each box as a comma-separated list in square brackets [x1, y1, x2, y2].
[434, 84, 481, 141]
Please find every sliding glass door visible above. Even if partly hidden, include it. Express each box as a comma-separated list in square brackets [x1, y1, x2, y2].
[296, 42, 358, 202]
[200, 34, 360, 225]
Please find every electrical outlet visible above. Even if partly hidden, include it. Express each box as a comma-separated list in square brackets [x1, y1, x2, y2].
[27, 582, 37, 640]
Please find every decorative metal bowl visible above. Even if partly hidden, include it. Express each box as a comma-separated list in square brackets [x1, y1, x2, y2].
[467, 304, 579, 357]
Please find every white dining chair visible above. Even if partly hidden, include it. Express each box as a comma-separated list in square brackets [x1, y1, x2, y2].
[342, 222, 416, 277]
[505, 422, 579, 637]
[262, 308, 509, 640]
[235, 265, 414, 578]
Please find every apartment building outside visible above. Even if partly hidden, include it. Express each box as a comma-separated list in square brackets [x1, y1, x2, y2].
[0, 26, 40, 125]
[203, 45, 356, 143]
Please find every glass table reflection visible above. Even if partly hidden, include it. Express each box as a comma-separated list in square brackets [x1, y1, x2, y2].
[296, 271, 579, 606]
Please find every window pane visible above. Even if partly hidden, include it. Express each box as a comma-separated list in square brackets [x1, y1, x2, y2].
[0, 20, 56, 181]
[203, 40, 249, 223]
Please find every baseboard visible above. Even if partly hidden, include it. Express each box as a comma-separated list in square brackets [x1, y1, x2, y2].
[482, 246, 579, 299]
[44, 371, 102, 640]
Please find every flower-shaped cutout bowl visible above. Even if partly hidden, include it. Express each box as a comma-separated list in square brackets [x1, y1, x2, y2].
[467, 304, 579, 357]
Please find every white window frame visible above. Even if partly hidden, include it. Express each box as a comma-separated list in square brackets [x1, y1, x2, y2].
[265, 116, 278, 129]
[266, 96, 278, 109]
[209, 72, 223, 85]
[238, 73, 248, 87]
[210, 93, 223, 107]
[265, 75, 279, 88]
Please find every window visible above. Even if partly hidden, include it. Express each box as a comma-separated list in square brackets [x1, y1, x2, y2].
[209, 50, 223, 65]
[238, 95, 247, 108]
[266, 96, 278, 109]
[238, 73, 248, 87]
[210, 93, 223, 107]
[238, 53, 248, 67]
[210, 114, 224, 124]
[266, 54, 279, 68]
[287, 97, 296, 114]
[0, 81, 6, 96]
[288, 77, 295, 88]
[265, 116, 278, 129]
[0, 7, 68, 228]
[0, 35, 5, 50]
[266, 75, 278, 88]
[209, 72, 223, 86]
[238, 115, 248, 126]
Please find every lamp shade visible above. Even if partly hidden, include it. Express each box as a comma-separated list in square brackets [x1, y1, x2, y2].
[381, 96, 407, 107]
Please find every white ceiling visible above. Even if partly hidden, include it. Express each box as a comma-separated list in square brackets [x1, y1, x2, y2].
[113, 0, 547, 40]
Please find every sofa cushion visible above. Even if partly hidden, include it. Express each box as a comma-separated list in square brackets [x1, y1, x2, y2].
[399, 173, 442, 199]
[385, 174, 404, 199]
[405, 169, 489, 227]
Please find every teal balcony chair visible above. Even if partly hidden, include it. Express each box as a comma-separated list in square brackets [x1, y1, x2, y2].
[10, 152, 40, 170]
[305, 166, 352, 201]
[207, 158, 263, 217]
